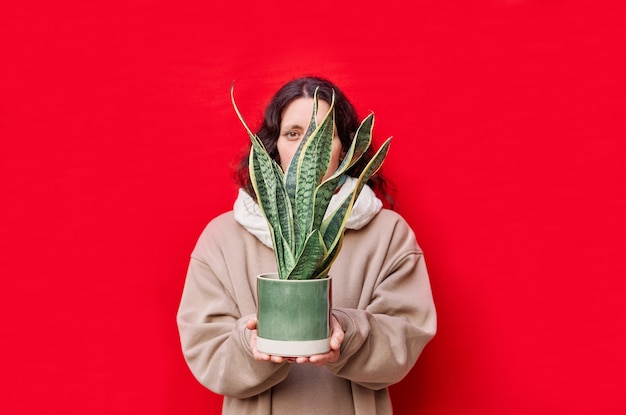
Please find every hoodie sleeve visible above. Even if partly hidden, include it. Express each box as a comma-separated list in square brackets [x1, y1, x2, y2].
[176, 222, 290, 398]
[326, 217, 437, 390]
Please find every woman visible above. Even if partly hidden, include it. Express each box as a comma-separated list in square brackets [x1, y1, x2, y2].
[177, 76, 436, 414]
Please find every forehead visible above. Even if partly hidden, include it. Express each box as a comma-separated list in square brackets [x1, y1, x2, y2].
[281, 98, 331, 126]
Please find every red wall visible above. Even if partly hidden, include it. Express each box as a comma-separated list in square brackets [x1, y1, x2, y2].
[2, 1, 625, 414]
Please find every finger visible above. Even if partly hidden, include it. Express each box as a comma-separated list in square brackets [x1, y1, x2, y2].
[308, 354, 324, 364]
[246, 318, 258, 330]
[252, 348, 271, 361]
[249, 329, 270, 361]
[330, 330, 344, 350]
[329, 316, 344, 350]
[308, 349, 333, 364]
[270, 355, 285, 364]
[309, 356, 330, 367]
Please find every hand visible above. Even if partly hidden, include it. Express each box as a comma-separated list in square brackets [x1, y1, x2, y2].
[301, 315, 343, 366]
[246, 317, 272, 362]
[246, 315, 344, 366]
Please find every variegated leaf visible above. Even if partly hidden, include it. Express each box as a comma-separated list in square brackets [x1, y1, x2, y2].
[291, 91, 336, 254]
[320, 137, 392, 260]
[294, 108, 334, 249]
[287, 230, 327, 280]
[346, 113, 375, 169]
[310, 112, 375, 230]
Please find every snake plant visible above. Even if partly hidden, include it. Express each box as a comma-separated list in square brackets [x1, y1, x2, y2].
[231, 84, 391, 280]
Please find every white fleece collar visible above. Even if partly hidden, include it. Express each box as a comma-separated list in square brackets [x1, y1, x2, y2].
[233, 176, 382, 249]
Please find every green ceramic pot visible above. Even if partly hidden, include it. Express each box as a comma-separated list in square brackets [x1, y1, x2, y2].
[256, 273, 331, 357]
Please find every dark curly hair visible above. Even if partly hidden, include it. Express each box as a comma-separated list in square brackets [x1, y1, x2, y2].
[235, 76, 392, 207]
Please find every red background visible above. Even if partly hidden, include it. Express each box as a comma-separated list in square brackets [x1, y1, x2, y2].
[2, 1, 625, 414]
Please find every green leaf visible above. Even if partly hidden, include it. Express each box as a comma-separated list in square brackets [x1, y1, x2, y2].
[317, 137, 392, 276]
[346, 112, 375, 170]
[276, 232, 295, 279]
[289, 90, 336, 254]
[285, 88, 323, 205]
[309, 112, 376, 232]
[287, 230, 327, 280]
[310, 174, 344, 233]
[249, 138, 279, 230]
[295, 112, 334, 239]
[233, 83, 295, 278]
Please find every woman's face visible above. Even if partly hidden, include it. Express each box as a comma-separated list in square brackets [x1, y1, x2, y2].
[276, 97, 342, 179]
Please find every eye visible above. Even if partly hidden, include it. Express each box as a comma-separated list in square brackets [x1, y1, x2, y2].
[285, 131, 301, 140]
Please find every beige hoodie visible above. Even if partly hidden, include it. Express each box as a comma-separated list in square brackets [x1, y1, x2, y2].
[177, 191, 436, 414]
